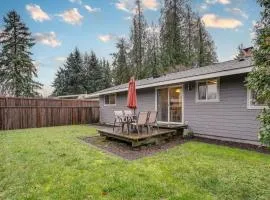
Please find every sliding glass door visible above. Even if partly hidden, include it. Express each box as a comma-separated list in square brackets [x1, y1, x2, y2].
[157, 88, 168, 122]
[157, 86, 183, 123]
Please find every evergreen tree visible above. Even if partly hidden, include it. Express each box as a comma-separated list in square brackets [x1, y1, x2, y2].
[99, 58, 111, 89]
[52, 67, 67, 96]
[66, 48, 85, 94]
[130, 0, 147, 79]
[159, 1, 218, 70]
[84, 51, 103, 93]
[53, 48, 112, 95]
[102, 59, 111, 89]
[145, 23, 160, 77]
[247, 0, 270, 146]
[196, 18, 218, 67]
[112, 38, 131, 85]
[160, 0, 187, 71]
[0, 10, 42, 96]
[185, 5, 197, 67]
[52, 48, 85, 95]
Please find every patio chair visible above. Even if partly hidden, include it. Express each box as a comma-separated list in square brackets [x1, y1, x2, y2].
[130, 111, 148, 134]
[124, 110, 137, 133]
[123, 109, 132, 117]
[147, 111, 159, 133]
[113, 110, 125, 133]
[123, 110, 136, 121]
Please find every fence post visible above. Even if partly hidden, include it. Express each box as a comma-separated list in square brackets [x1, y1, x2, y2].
[89, 107, 93, 124]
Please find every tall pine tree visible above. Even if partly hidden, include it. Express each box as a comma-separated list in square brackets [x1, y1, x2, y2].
[67, 48, 85, 94]
[130, 0, 147, 79]
[160, 1, 217, 70]
[52, 48, 85, 95]
[145, 23, 160, 77]
[111, 0, 218, 80]
[84, 51, 103, 93]
[185, 5, 197, 67]
[0, 10, 42, 96]
[112, 38, 131, 85]
[53, 49, 112, 95]
[101, 58, 111, 89]
[160, 0, 187, 71]
[196, 18, 218, 67]
[52, 67, 67, 96]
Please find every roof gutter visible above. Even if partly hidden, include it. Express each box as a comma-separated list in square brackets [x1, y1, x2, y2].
[87, 66, 253, 98]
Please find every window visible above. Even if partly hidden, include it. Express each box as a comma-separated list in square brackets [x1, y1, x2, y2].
[104, 94, 116, 105]
[196, 79, 219, 102]
[247, 90, 267, 109]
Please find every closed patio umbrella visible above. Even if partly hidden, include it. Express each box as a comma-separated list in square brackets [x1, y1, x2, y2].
[127, 77, 137, 113]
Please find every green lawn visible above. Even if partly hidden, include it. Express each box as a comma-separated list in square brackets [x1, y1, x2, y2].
[0, 126, 270, 200]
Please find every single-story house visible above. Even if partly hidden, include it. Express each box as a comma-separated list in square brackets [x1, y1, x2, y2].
[88, 56, 267, 145]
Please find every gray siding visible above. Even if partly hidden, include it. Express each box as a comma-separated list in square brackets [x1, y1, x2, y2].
[99, 88, 155, 124]
[99, 74, 261, 143]
[184, 74, 260, 142]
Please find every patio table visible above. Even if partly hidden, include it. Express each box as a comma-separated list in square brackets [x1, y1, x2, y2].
[125, 115, 137, 134]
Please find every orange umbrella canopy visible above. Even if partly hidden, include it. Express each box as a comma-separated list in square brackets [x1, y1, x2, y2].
[127, 77, 137, 109]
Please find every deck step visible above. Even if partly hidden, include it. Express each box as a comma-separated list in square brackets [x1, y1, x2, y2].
[97, 127, 178, 147]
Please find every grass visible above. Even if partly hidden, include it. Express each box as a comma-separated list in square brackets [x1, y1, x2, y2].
[0, 126, 270, 200]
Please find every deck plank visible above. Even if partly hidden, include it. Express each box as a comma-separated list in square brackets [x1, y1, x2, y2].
[97, 127, 178, 146]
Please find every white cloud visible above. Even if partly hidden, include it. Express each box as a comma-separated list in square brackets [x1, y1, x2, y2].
[34, 32, 62, 48]
[26, 4, 50, 22]
[219, 0, 230, 4]
[202, 14, 243, 29]
[55, 57, 66, 62]
[124, 16, 132, 20]
[69, 0, 82, 5]
[98, 34, 114, 43]
[115, 0, 132, 12]
[250, 20, 257, 40]
[142, 0, 159, 10]
[225, 8, 248, 19]
[84, 5, 101, 13]
[115, 0, 159, 13]
[57, 8, 83, 25]
[206, 0, 230, 5]
[199, 4, 208, 11]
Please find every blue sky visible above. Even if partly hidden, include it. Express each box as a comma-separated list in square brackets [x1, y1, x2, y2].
[0, 0, 261, 95]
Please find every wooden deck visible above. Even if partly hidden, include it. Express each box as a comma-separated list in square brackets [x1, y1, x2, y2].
[97, 127, 178, 147]
[156, 123, 187, 130]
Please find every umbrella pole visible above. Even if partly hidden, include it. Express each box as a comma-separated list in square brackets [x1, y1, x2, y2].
[131, 108, 136, 133]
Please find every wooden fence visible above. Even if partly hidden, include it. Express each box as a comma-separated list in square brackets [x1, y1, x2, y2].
[0, 97, 99, 130]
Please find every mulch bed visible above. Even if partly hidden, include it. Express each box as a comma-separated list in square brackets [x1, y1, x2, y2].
[194, 137, 270, 154]
[81, 135, 188, 160]
[81, 135, 270, 160]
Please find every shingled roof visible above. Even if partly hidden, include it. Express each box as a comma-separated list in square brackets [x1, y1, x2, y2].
[88, 57, 254, 97]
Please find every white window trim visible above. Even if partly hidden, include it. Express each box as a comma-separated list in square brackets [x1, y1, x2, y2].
[247, 89, 268, 110]
[104, 93, 116, 106]
[195, 78, 220, 103]
[155, 85, 184, 125]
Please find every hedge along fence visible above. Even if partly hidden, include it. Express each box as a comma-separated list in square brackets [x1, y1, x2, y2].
[0, 97, 99, 130]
